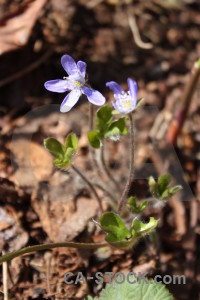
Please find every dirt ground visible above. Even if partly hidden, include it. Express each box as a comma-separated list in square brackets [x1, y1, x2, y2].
[0, 0, 200, 299]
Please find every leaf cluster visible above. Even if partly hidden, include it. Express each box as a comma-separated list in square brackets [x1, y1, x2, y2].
[99, 212, 158, 249]
[127, 196, 148, 214]
[148, 173, 182, 201]
[88, 105, 128, 148]
[44, 133, 78, 169]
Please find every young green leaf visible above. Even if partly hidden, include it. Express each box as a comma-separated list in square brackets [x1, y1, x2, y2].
[54, 157, 70, 169]
[97, 105, 112, 123]
[100, 212, 131, 247]
[105, 117, 128, 139]
[44, 137, 65, 159]
[148, 173, 182, 201]
[96, 105, 112, 137]
[131, 217, 158, 237]
[100, 213, 158, 249]
[65, 133, 78, 151]
[127, 196, 148, 214]
[158, 173, 171, 194]
[148, 176, 160, 198]
[88, 131, 101, 148]
[44, 133, 78, 169]
[169, 185, 183, 195]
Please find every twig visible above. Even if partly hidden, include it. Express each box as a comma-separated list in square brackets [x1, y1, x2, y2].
[72, 164, 103, 213]
[0, 50, 53, 88]
[167, 59, 200, 145]
[126, 6, 153, 49]
[0, 242, 108, 264]
[118, 113, 134, 214]
[2, 251, 8, 300]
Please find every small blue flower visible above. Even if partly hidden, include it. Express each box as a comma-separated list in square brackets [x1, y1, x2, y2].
[44, 55, 105, 112]
[106, 78, 138, 114]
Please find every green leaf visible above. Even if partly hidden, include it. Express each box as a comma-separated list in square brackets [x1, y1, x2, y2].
[64, 147, 75, 161]
[86, 277, 173, 300]
[131, 217, 158, 237]
[44, 137, 65, 159]
[100, 212, 132, 248]
[100, 213, 158, 249]
[148, 176, 160, 198]
[169, 185, 183, 195]
[128, 196, 148, 214]
[96, 105, 112, 137]
[158, 173, 171, 194]
[88, 131, 101, 148]
[105, 117, 128, 139]
[97, 105, 112, 123]
[65, 133, 78, 151]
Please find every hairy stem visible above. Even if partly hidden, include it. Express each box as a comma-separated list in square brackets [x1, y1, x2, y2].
[100, 141, 121, 193]
[0, 242, 108, 264]
[88, 104, 105, 180]
[117, 113, 134, 214]
[72, 164, 103, 213]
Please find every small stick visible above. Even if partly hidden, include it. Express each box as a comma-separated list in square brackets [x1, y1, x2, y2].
[0, 50, 53, 88]
[167, 59, 200, 145]
[124, 0, 153, 50]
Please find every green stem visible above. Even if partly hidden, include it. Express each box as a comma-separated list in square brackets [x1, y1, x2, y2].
[0, 242, 108, 264]
[117, 113, 134, 214]
[72, 164, 103, 213]
[100, 141, 121, 193]
[88, 104, 108, 183]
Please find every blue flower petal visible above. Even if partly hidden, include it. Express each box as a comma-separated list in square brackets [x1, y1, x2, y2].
[81, 87, 105, 106]
[77, 61, 86, 78]
[127, 78, 137, 108]
[61, 55, 78, 75]
[60, 89, 81, 112]
[106, 81, 124, 96]
[44, 79, 72, 93]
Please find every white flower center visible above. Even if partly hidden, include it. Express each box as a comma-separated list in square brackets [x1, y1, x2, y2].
[118, 91, 132, 110]
[63, 72, 85, 90]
